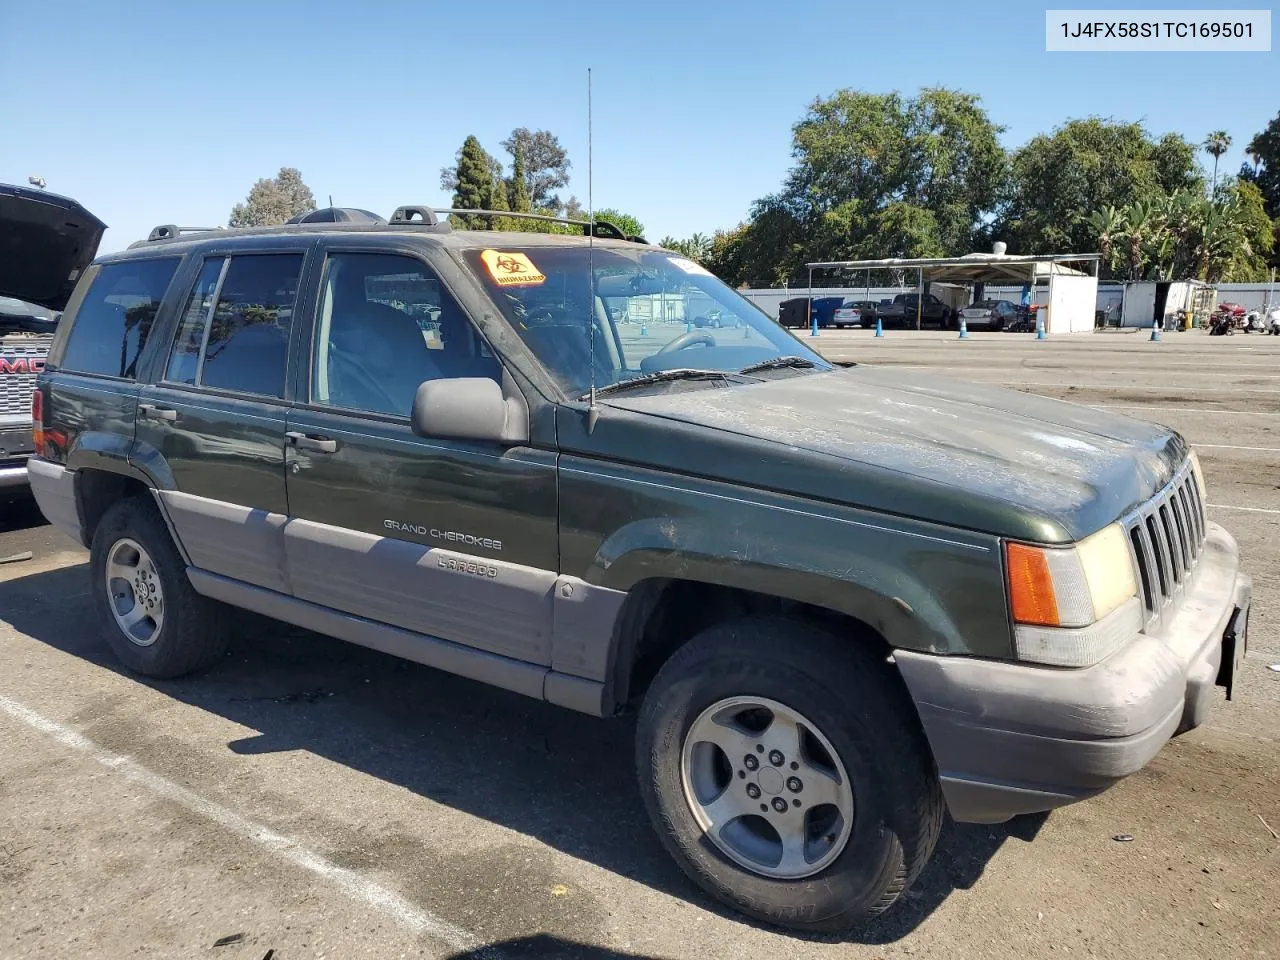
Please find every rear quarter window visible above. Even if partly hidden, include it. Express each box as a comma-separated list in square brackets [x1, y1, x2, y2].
[59, 258, 181, 378]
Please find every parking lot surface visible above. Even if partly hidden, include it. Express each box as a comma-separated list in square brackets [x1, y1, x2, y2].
[2, 328, 1277, 960]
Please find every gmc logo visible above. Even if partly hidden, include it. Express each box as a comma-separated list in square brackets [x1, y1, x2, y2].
[0, 357, 44, 375]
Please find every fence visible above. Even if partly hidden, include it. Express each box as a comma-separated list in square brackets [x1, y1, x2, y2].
[736, 281, 1279, 322]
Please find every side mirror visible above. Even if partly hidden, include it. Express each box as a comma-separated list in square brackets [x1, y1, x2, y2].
[410, 377, 527, 444]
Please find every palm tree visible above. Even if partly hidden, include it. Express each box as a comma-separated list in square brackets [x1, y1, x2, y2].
[1120, 202, 1159, 280]
[1203, 131, 1232, 193]
[1086, 206, 1126, 278]
[1245, 144, 1261, 176]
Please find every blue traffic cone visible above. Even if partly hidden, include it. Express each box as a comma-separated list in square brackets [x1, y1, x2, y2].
[959, 317, 969, 339]
[686, 320, 692, 333]
[640, 323, 647, 337]
[1035, 316, 1046, 340]
[1150, 319, 1161, 342]
[875, 318, 884, 337]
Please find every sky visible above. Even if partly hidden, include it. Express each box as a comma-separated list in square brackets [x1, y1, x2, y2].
[2, 0, 1276, 253]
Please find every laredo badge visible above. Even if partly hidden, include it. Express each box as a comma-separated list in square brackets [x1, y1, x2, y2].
[480, 249, 546, 287]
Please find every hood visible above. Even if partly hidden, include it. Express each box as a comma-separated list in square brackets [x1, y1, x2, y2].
[603, 366, 1185, 542]
[0, 184, 106, 311]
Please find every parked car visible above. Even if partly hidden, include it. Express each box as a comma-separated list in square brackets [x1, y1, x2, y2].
[692, 308, 742, 329]
[959, 299, 1019, 331]
[876, 292, 955, 328]
[777, 296, 842, 329]
[25, 208, 1251, 935]
[831, 298, 878, 328]
[0, 183, 106, 488]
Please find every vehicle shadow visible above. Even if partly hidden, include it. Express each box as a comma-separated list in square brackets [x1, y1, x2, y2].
[0, 489, 47, 534]
[0, 562, 1047, 944]
[445, 933, 668, 958]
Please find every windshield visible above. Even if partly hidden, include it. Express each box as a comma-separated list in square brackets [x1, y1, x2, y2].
[464, 245, 829, 396]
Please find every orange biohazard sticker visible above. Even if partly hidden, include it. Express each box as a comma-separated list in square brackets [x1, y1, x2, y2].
[480, 249, 546, 287]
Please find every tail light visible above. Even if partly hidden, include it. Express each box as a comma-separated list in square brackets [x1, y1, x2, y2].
[31, 389, 45, 452]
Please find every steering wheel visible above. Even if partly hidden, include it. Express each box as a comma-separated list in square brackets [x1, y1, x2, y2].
[656, 330, 715, 355]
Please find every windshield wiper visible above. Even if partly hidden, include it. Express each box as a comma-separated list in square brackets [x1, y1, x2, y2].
[737, 356, 816, 375]
[582, 368, 734, 400]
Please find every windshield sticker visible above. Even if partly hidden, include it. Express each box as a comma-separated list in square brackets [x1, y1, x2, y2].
[480, 250, 546, 287]
[667, 256, 712, 277]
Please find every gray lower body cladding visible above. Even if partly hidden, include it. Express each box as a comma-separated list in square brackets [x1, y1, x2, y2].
[26, 457, 80, 535]
[186, 567, 608, 714]
[896, 522, 1250, 823]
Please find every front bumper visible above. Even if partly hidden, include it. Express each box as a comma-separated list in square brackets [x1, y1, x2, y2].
[896, 522, 1251, 824]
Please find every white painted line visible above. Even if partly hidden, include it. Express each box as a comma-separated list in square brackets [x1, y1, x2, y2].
[1197, 444, 1280, 453]
[1005, 380, 1280, 394]
[1089, 404, 1277, 417]
[0, 693, 488, 957]
[1205, 503, 1280, 515]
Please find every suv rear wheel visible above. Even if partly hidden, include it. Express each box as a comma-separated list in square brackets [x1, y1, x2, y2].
[90, 497, 229, 678]
[636, 616, 943, 933]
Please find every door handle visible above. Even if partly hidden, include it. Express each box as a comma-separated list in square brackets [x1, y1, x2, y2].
[138, 403, 179, 422]
[285, 431, 339, 453]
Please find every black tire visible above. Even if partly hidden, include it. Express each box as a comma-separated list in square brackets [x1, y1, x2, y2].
[636, 617, 943, 933]
[90, 496, 229, 678]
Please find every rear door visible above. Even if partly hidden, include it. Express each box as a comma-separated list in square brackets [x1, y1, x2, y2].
[133, 246, 313, 592]
[282, 245, 559, 665]
[39, 256, 183, 473]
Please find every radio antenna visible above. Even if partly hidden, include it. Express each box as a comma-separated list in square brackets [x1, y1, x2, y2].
[586, 66, 599, 432]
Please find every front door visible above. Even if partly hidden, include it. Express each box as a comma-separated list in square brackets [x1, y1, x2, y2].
[282, 248, 559, 665]
[134, 249, 309, 593]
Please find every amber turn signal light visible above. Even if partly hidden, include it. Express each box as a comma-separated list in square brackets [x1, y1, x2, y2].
[1005, 542, 1060, 627]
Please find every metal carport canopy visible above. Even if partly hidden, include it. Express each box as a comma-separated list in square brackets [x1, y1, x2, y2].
[805, 252, 1101, 284]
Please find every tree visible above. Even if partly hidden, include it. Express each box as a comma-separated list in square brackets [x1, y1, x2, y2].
[784, 87, 1007, 254]
[228, 167, 316, 227]
[659, 233, 712, 262]
[448, 135, 495, 229]
[500, 128, 571, 210]
[708, 88, 1007, 285]
[510, 146, 531, 214]
[1086, 206, 1127, 278]
[440, 141, 502, 197]
[592, 208, 644, 238]
[1203, 130, 1232, 192]
[1002, 119, 1202, 254]
[1106, 180, 1273, 283]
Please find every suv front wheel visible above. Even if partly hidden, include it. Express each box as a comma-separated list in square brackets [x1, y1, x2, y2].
[90, 497, 229, 678]
[636, 617, 943, 933]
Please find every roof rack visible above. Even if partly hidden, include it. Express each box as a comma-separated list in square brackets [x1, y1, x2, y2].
[147, 224, 222, 242]
[432, 209, 646, 243]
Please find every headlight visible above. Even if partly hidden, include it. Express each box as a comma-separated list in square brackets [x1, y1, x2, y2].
[1005, 523, 1141, 667]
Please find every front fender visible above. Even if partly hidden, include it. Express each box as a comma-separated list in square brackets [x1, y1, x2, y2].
[561, 461, 1011, 658]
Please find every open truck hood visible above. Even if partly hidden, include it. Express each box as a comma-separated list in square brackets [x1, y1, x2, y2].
[0, 183, 106, 311]
[603, 366, 1185, 542]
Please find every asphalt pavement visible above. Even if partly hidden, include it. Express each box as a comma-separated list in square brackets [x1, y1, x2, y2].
[1, 327, 1277, 960]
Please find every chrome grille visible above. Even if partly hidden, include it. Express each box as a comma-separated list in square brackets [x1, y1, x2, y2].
[1124, 459, 1207, 627]
[0, 338, 50, 417]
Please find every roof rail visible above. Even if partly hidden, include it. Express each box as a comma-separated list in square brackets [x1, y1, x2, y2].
[431, 209, 644, 243]
[147, 224, 222, 242]
[389, 205, 439, 225]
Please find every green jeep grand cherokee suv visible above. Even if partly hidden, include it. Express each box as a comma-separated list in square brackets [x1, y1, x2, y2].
[25, 209, 1251, 933]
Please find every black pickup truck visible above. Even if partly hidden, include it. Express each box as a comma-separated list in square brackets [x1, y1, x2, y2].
[877, 292, 956, 329]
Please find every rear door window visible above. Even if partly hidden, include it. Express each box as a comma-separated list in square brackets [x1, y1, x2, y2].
[163, 253, 303, 399]
[59, 259, 181, 378]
